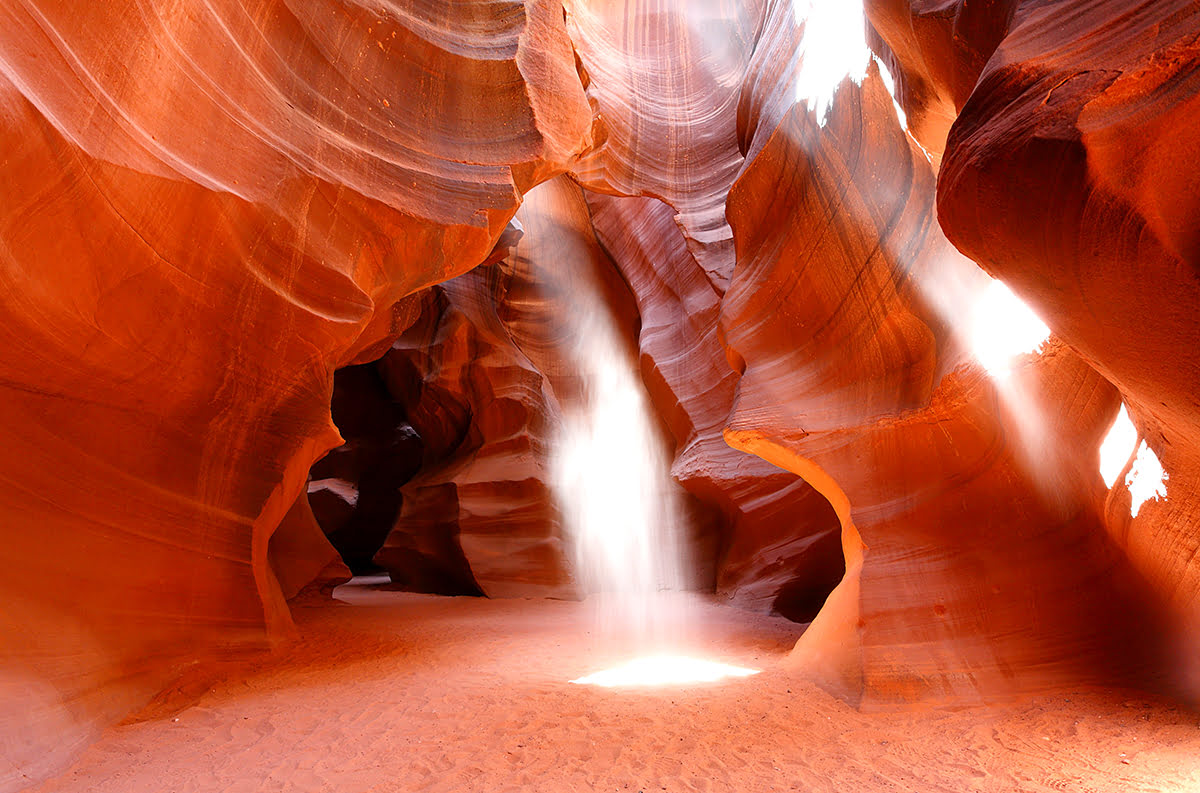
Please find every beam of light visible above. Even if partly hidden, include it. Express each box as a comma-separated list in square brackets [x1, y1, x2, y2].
[570, 655, 760, 688]
[551, 311, 687, 640]
[1126, 440, 1168, 518]
[791, 0, 871, 124]
[968, 279, 1051, 377]
[544, 211, 688, 644]
[1099, 403, 1138, 488]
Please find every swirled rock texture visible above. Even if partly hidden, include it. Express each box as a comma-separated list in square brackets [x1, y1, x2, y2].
[0, 1, 590, 787]
[562, 0, 843, 618]
[934, 0, 1200, 690]
[587, 192, 844, 620]
[5, 0, 1200, 787]
[721, 0, 1169, 706]
[565, 0, 765, 288]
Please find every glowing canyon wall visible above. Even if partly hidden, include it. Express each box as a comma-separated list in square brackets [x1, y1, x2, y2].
[1, 0, 1199, 788]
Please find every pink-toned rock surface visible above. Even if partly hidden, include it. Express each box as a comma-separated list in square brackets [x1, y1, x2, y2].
[588, 192, 843, 620]
[0, 1, 590, 786]
[566, 0, 765, 288]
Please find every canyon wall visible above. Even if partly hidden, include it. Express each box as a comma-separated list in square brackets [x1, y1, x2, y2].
[2, 0, 1199, 788]
[0, 1, 591, 787]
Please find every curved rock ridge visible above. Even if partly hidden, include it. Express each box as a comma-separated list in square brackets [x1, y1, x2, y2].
[721, 0, 1169, 705]
[587, 192, 843, 621]
[862, 0, 1016, 161]
[935, 0, 1200, 691]
[0, 1, 591, 787]
[565, 0, 766, 290]
[375, 260, 574, 599]
[371, 175, 720, 599]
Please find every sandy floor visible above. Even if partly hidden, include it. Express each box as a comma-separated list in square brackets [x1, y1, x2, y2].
[30, 578, 1200, 793]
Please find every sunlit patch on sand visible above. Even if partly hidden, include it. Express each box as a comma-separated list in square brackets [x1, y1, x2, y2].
[969, 279, 1051, 377]
[571, 655, 760, 688]
[1126, 441, 1168, 518]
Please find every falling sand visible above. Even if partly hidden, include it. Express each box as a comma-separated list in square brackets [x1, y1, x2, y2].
[27, 578, 1200, 793]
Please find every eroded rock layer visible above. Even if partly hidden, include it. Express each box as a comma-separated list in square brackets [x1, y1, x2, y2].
[722, 0, 1171, 705]
[587, 192, 844, 620]
[0, 1, 590, 786]
[934, 0, 1200, 690]
[4, 0, 1200, 787]
[370, 175, 721, 599]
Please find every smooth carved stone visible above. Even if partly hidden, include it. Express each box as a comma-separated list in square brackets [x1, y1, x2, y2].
[0, 1, 591, 786]
[935, 0, 1200, 690]
[565, 0, 766, 291]
[587, 192, 844, 621]
[376, 267, 569, 598]
[723, 8, 1168, 704]
[862, 0, 1013, 161]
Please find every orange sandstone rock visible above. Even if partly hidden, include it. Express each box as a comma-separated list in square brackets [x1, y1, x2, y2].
[936, 0, 1200, 690]
[723, 4, 1167, 703]
[0, 1, 590, 786]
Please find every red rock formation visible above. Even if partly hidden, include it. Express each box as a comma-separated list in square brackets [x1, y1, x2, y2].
[0, 1, 590, 786]
[566, 0, 765, 287]
[372, 175, 722, 598]
[862, 0, 1013, 161]
[376, 264, 573, 598]
[721, 0, 1167, 705]
[587, 192, 843, 620]
[934, 0, 1200, 690]
[4, 0, 1200, 786]
[562, 0, 842, 617]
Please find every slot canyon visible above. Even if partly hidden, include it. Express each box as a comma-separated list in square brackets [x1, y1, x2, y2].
[2, 0, 1200, 790]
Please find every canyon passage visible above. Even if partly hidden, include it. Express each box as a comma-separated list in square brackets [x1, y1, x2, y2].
[2, 0, 1200, 791]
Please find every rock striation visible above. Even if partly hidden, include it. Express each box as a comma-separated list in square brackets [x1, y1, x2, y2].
[932, 0, 1200, 691]
[3, 0, 1200, 787]
[0, 1, 590, 787]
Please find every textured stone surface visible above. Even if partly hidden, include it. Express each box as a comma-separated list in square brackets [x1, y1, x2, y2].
[935, 0, 1200, 693]
[721, 0, 1169, 705]
[566, 0, 765, 288]
[5, 0, 1200, 787]
[588, 192, 843, 620]
[0, 1, 590, 786]
[372, 175, 717, 599]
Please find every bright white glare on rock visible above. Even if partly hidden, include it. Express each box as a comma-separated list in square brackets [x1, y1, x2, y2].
[1126, 441, 1168, 518]
[872, 56, 909, 131]
[570, 655, 760, 688]
[969, 279, 1051, 377]
[792, 0, 871, 124]
[1100, 404, 1138, 488]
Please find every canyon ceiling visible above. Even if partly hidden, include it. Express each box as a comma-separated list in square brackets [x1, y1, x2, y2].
[1, 0, 1198, 789]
